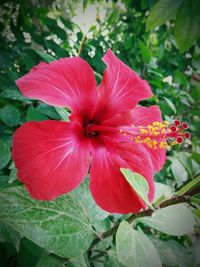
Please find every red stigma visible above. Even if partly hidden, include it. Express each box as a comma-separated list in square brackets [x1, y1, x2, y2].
[182, 122, 188, 129]
[176, 136, 183, 144]
[174, 119, 181, 126]
[184, 132, 191, 139]
[170, 125, 177, 132]
[168, 118, 191, 146]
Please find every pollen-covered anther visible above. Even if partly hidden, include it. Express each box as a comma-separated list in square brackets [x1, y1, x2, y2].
[119, 119, 190, 150]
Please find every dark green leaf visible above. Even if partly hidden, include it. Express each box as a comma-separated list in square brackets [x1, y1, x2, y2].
[0, 105, 20, 127]
[0, 140, 11, 170]
[175, 0, 200, 52]
[146, 0, 183, 30]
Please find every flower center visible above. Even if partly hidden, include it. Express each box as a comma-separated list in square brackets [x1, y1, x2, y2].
[84, 121, 99, 137]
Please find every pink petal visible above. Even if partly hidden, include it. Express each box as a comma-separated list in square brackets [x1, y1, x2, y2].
[16, 58, 97, 113]
[94, 49, 152, 121]
[12, 120, 91, 200]
[131, 105, 167, 172]
[90, 142, 154, 214]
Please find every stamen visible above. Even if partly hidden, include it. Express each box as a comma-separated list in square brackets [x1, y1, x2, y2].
[119, 119, 190, 150]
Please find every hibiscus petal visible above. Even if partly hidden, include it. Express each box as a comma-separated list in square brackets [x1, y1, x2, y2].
[90, 142, 154, 214]
[131, 105, 167, 172]
[12, 121, 91, 200]
[95, 49, 152, 121]
[16, 57, 97, 113]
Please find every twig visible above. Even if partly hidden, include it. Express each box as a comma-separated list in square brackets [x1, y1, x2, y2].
[90, 182, 200, 249]
[77, 33, 87, 56]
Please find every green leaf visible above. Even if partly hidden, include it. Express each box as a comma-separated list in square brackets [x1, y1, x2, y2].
[8, 167, 17, 184]
[177, 152, 193, 177]
[0, 104, 20, 127]
[36, 255, 65, 267]
[0, 139, 11, 169]
[138, 40, 151, 63]
[36, 104, 61, 120]
[176, 175, 200, 196]
[54, 107, 70, 121]
[107, 250, 125, 267]
[45, 17, 67, 41]
[151, 238, 194, 267]
[137, 203, 195, 236]
[120, 168, 150, 206]
[0, 87, 30, 102]
[146, 0, 183, 31]
[153, 182, 173, 206]
[163, 97, 176, 114]
[35, 50, 56, 63]
[175, 0, 200, 52]
[116, 221, 162, 267]
[70, 255, 88, 267]
[70, 179, 108, 225]
[0, 186, 94, 258]
[171, 157, 188, 187]
[26, 106, 49, 121]
[0, 223, 21, 251]
[17, 238, 45, 267]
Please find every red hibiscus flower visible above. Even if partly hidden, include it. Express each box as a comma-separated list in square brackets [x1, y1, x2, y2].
[12, 49, 189, 213]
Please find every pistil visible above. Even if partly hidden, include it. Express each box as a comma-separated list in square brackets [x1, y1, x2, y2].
[119, 120, 190, 150]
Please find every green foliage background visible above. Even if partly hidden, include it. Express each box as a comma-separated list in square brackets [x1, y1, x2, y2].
[0, 0, 200, 266]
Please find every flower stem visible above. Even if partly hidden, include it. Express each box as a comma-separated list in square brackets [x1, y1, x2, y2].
[90, 176, 200, 249]
[77, 33, 87, 56]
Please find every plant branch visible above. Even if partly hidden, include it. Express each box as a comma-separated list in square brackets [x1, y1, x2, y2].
[77, 33, 87, 56]
[90, 182, 200, 249]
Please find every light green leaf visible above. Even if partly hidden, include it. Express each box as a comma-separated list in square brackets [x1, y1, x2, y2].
[36, 255, 65, 267]
[70, 255, 88, 267]
[70, 179, 108, 225]
[107, 250, 125, 267]
[177, 152, 193, 178]
[120, 168, 150, 206]
[163, 97, 176, 113]
[146, 0, 183, 31]
[116, 221, 162, 267]
[153, 182, 173, 206]
[137, 203, 195, 236]
[175, 0, 200, 52]
[171, 157, 188, 187]
[54, 107, 70, 122]
[0, 139, 11, 169]
[176, 175, 200, 196]
[151, 238, 194, 267]
[0, 104, 20, 127]
[8, 167, 17, 184]
[0, 186, 94, 258]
